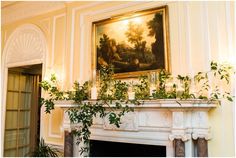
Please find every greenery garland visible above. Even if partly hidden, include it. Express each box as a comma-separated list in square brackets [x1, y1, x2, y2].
[40, 61, 235, 156]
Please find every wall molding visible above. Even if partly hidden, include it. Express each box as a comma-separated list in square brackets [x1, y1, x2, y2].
[39, 18, 51, 38]
[69, 1, 106, 85]
[1, 24, 48, 156]
[184, 2, 193, 76]
[49, 14, 66, 138]
[2, 2, 65, 25]
[48, 112, 63, 139]
[73, 1, 170, 83]
[51, 13, 66, 68]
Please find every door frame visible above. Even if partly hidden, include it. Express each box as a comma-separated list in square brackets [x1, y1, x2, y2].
[1, 24, 48, 156]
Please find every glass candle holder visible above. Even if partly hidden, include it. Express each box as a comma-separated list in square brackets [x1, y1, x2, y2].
[91, 85, 97, 100]
[176, 80, 184, 98]
[149, 71, 157, 85]
[128, 86, 135, 100]
[149, 72, 158, 96]
[149, 84, 156, 97]
[165, 77, 174, 93]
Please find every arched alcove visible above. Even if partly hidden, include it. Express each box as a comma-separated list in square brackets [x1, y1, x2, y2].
[1, 24, 48, 156]
[3, 24, 47, 66]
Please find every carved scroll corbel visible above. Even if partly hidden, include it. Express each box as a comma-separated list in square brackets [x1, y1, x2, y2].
[169, 133, 191, 142]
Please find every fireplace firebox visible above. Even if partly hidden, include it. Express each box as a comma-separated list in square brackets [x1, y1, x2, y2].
[89, 140, 166, 157]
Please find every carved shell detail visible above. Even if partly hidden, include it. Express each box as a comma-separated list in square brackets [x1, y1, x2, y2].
[6, 29, 45, 64]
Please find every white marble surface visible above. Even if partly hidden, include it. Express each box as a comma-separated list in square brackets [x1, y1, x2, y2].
[57, 99, 217, 157]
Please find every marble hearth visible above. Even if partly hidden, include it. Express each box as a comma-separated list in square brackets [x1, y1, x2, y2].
[56, 100, 217, 157]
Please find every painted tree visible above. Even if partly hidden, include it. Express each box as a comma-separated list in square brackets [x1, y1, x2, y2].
[98, 34, 118, 65]
[125, 22, 147, 62]
[147, 13, 164, 68]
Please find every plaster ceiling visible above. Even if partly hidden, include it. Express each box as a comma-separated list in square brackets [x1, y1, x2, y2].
[1, 1, 67, 25]
[1, 1, 17, 8]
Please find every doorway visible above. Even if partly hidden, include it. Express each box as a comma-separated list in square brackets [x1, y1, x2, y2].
[4, 64, 42, 156]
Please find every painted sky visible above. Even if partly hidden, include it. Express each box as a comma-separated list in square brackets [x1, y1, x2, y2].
[96, 13, 157, 49]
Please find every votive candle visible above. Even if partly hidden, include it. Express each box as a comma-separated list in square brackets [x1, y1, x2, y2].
[128, 91, 135, 100]
[91, 86, 97, 100]
[165, 82, 173, 93]
[149, 85, 156, 96]
[176, 87, 184, 98]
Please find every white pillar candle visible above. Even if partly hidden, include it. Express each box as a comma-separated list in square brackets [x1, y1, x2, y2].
[92, 70, 96, 85]
[176, 87, 184, 98]
[91, 86, 97, 100]
[128, 92, 135, 100]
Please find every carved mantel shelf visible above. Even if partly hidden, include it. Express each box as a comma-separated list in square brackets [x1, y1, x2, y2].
[55, 99, 218, 108]
[55, 99, 217, 157]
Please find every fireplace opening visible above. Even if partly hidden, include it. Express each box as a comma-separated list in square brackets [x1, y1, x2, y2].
[89, 140, 166, 157]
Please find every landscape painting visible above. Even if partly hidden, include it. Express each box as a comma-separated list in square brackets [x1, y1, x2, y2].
[93, 6, 170, 78]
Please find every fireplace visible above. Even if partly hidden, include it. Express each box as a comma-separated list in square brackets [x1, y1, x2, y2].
[89, 140, 166, 157]
[57, 100, 216, 157]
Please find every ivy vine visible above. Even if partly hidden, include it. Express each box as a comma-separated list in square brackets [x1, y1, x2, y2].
[40, 61, 235, 156]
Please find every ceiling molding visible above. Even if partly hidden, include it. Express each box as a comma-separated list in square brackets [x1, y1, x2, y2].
[1, 1, 19, 8]
[1, 2, 66, 25]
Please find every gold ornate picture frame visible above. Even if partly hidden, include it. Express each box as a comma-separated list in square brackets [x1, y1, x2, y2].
[92, 5, 170, 79]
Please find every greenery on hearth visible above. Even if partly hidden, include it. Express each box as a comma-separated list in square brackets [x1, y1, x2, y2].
[40, 61, 235, 156]
[32, 138, 59, 157]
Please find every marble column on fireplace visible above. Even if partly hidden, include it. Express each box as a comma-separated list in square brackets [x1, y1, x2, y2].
[64, 131, 73, 157]
[61, 108, 87, 157]
[169, 111, 191, 157]
[57, 100, 215, 157]
[61, 109, 74, 157]
[192, 111, 211, 157]
[169, 108, 211, 157]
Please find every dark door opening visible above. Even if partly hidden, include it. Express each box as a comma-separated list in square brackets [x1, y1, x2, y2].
[89, 140, 166, 157]
[4, 64, 42, 157]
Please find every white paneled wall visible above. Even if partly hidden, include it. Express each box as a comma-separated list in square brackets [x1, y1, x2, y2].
[168, 1, 235, 77]
[72, 1, 235, 82]
[1, 1, 235, 156]
[74, 1, 235, 156]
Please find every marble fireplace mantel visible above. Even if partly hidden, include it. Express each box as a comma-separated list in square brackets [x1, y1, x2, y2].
[55, 99, 217, 157]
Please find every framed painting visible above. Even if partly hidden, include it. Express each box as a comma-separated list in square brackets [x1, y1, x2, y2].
[92, 5, 170, 78]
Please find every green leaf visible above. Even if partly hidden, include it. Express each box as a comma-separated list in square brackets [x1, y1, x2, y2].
[227, 96, 233, 102]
